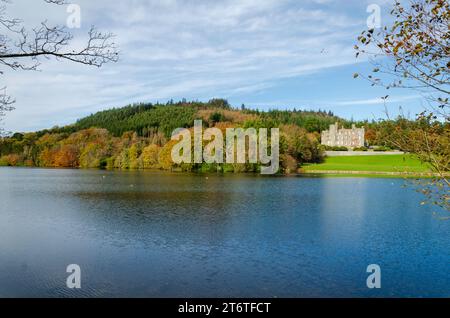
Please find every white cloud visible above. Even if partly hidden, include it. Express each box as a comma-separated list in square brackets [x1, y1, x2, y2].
[334, 95, 422, 106]
[2, 0, 370, 132]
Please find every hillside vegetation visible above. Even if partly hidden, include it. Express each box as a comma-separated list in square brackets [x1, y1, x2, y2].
[0, 99, 342, 173]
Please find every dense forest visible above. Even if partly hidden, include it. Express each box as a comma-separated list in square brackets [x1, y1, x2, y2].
[0, 99, 447, 173]
[38, 99, 343, 138]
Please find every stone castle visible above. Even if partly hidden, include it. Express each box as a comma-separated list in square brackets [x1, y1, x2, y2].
[321, 123, 365, 148]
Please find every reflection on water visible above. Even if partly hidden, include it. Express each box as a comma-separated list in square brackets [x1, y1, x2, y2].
[0, 167, 448, 297]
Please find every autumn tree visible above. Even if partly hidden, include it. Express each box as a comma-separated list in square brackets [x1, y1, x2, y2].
[141, 144, 161, 169]
[78, 129, 111, 168]
[364, 128, 378, 146]
[128, 144, 141, 169]
[158, 140, 177, 170]
[54, 144, 78, 167]
[281, 125, 323, 165]
[355, 0, 449, 212]
[0, 0, 118, 134]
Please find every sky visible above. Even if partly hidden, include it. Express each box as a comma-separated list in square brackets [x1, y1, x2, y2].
[1, 0, 427, 132]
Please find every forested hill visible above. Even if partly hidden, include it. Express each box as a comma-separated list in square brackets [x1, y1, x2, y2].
[0, 99, 348, 172]
[1, 98, 446, 173]
[39, 99, 344, 138]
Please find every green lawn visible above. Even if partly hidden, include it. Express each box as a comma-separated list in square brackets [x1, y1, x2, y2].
[302, 154, 431, 173]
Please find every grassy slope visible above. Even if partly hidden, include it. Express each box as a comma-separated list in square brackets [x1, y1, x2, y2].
[302, 154, 431, 173]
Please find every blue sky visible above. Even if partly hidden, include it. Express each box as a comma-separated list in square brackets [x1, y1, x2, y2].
[2, 0, 426, 132]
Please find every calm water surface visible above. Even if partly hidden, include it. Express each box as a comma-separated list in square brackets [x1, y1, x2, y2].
[0, 167, 448, 297]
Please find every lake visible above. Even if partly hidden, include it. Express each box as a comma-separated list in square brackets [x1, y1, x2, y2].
[0, 167, 448, 297]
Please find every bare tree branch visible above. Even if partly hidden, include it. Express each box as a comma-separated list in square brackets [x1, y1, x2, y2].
[0, 0, 119, 135]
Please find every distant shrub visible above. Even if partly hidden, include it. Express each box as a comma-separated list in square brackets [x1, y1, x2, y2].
[353, 146, 368, 151]
[321, 145, 344, 151]
[99, 158, 108, 169]
[0, 154, 22, 166]
[281, 154, 298, 174]
[222, 164, 235, 173]
[0, 156, 8, 166]
[374, 146, 392, 152]
[322, 146, 349, 151]
[200, 163, 219, 173]
[105, 157, 115, 169]
[209, 112, 226, 124]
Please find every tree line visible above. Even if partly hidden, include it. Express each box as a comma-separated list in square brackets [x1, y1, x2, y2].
[0, 99, 344, 173]
[1, 99, 447, 175]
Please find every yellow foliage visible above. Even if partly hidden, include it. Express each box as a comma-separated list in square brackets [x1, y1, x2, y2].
[141, 144, 161, 169]
[158, 140, 177, 170]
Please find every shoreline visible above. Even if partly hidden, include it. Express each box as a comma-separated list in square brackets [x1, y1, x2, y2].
[0, 165, 444, 179]
[301, 170, 447, 178]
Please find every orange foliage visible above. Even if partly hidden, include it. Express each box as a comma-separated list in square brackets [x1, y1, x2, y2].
[365, 128, 377, 145]
[1, 154, 22, 166]
[54, 145, 79, 167]
[38, 148, 57, 167]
